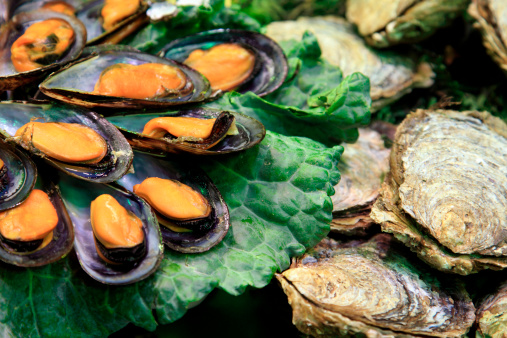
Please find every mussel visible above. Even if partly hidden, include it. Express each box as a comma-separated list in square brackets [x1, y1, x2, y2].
[58, 172, 163, 285]
[40, 45, 212, 109]
[159, 29, 288, 97]
[105, 107, 266, 155]
[117, 152, 230, 253]
[0, 10, 86, 91]
[0, 101, 133, 183]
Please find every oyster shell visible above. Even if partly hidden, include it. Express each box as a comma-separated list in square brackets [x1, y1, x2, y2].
[0, 10, 86, 91]
[0, 138, 37, 211]
[371, 109, 507, 275]
[475, 280, 507, 337]
[0, 165, 74, 267]
[331, 128, 390, 235]
[117, 152, 230, 253]
[0, 101, 133, 183]
[105, 107, 266, 155]
[159, 29, 288, 97]
[39, 45, 212, 109]
[58, 172, 163, 285]
[346, 0, 470, 48]
[469, 0, 507, 74]
[276, 234, 475, 337]
[264, 16, 434, 112]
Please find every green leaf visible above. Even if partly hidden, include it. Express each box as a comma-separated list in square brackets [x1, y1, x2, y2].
[0, 132, 342, 336]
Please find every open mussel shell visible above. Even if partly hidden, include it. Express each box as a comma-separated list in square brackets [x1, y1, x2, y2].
[0, 167, 74, 267]
[105, 107, 266, 156]
[159, 29, 288, 97]
[0, 101, 133, 183]
[57, 173, 163, 285]
[39, 45, 212, 109]
[0, 139, 37, 211]
[0, 10, 86, 91]
[117, 152, 230, 253]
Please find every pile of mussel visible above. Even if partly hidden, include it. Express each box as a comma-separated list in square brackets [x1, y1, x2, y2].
[0, 0, 288, 285]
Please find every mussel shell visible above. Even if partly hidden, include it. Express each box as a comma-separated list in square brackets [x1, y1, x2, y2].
[106, 107, 266, 155]
[39, 45, 212, 109]
[159, 29, 288, 97]
[0, 10, 86, 91]
[0, 168, 74, 267]
[0, 138, 37, 211]
[0, 101, 133, 183]
[117, 152, 230, 253]
[58, 173, 163, 285]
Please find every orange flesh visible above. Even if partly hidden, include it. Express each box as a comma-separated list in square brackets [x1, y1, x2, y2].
[0, 158, 4, 171]
[10, 18, 75, 73]
[184, 43, 255, 91]
[0, 189, 58, 241]
[90, 194, 144, 249]
[92, 63, 187, 99]
[142, 117, 217, 139]
[15, 122, 108, 164]
[41, 1, 76, 16]
[101, 0, 140, 31]
[133, 177, 210, 220]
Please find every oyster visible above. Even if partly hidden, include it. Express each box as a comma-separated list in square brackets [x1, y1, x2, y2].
[105, 107, 266, 155]
[277, 234, 475, 337]
[345, 0, 470, 48]
[117, 152, 230, 253]
[39, 45, 212, 109]
[475, 280, 507, 337]
[159, 29, 288, 97]
[0, 10, 86, 91]
[469, 0, 507, 73]
[331, 128, 390, 235]
[0, 166, 74, 267]
[58, 172, 163, 285]
[0, 139, 37, 211]
[0, 101, 133, 183]
[371, 109, 507, 275]
[264, 16, 435, 112]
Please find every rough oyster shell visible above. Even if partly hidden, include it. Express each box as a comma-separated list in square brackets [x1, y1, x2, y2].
[105, 107, 266, 155]
[276, 234, 475, 337]
[475, 280, 507, 337]
[0, 10, 87, 91]
[346, 0, 470, 48]
[264, 16, 434, 112]
[469, 0, 507, 73]
[371, 109, 507, 275]
[331, 128, 390, 235]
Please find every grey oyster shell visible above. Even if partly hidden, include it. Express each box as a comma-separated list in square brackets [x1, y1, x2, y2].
[264, 16, 434, 112]
[371, 109, 507, 275]
[331, 128, 390, 235]
[475, 280, 507, 337]
[469, 0, 507, 74]
[276, 234, 475, 337]
[346, 0, 470, 48]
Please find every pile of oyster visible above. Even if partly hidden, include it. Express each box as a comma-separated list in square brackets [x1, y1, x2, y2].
[0, 0, 294, 285]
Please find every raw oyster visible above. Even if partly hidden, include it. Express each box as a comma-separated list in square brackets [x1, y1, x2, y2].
[331, 128, 390, 235]
[264, 16, 434, 112]
[475, 280, 507, 337]
[0, 10, 86, 91]
[276, 234, 475, 337]
[39, 45, 212, 109]
[469, 0, 507, 74]
[159, 29, 288, 97]
[106, 107, 266, 155]
[0, 166, 74, 267]
[371, 109, 507, 275]
[0, 139, 37, 211]
[58, 172, 163, 285]
[0, 101, 133, 183]
[346, 0, 470, 48]
[117, 152, 229, 253]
